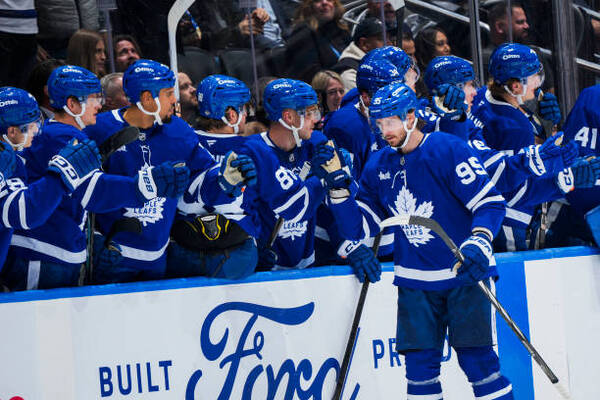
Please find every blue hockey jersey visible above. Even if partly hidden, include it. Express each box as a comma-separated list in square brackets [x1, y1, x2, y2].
[331, 132, 506, 290]
[10, 120, 145, 266]
[563, 84, 600, 216]
[84, 110, 230, 272]
[242, 131, 328, 269]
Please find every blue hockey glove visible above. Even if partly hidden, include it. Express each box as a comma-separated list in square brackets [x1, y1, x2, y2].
[0, 141, 16, 181]
[454, 232, 493, 285]
[312, 142, 352, 189]
[432, 84, 467, 120]
[536, 89, 561, 125]
[136, 161, 190, 200]
[345, 244, 381, 283]
[527, 132, 578, 176]
[218, 151, 257, 197]
[92, 233, 123, 270]
[338, 147, 353, 171]
[257, 244, 277, 271]
[572, 157, 600, 189]
[310, 143, 335, 179]
[48, 138, 102, 192]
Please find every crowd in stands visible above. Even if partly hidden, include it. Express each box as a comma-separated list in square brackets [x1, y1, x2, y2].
[0, 0, 599, 292]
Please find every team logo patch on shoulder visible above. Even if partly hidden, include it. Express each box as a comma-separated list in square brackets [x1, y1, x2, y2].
[389, 186, 434, 247]
[124, 197, 166, 226]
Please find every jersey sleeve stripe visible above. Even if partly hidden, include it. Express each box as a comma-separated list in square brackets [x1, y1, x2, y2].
[489, 160, 506, 185]
[505, 208, 533, 224]
[507, 181, 528, 207]
[187, 169, 208, 196]
[273, 186, 309, 223]
[80, 171, 103, 208]
[18, 191, 29, 230]
[356, 200, 382, 226]
[471, 194, 505, 212]
[465, 181, 495, 211]
[2, 188, 23, 228]
[483, 152, 504, 168]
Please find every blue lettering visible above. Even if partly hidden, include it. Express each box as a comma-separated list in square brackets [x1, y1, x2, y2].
[159, 360, 172, 390]
[372, 340, 384, 369]
[99, 366, 113, 397]
[388, 339, 401, 367]
[147, 362, 159, 392]
[117, 365, 132, 395]
[136, 363, 142, 393]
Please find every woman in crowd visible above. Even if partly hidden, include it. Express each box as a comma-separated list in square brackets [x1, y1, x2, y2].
[66, 29, 107, 78]
[414, 27, 451, 97]
[285, 0, 351, 83]
[311, 70, 345, 123]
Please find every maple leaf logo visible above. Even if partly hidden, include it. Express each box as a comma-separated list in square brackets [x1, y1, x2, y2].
[389, 186, 434, 247]
[124, 197, 166, 227]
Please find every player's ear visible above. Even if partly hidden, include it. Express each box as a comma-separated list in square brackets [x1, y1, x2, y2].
[139, 91, 156, 110]
[66, 96, 82, 114]
[225, 108, 237, 124]
[510, 80, 522, 94]
[6, 126, 20, 143]
[281, 109, 294, 125]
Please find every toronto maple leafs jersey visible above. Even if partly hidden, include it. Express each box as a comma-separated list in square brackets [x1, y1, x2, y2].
[562, 84, 600, 216]
[9, 120, 146, 266]
[331, 132, 506, 290]
[243, 131, 328, 269]
[177, 130, 259, 237]
[84, 109, 229, 271]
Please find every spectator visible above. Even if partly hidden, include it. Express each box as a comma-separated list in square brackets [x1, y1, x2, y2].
[113, 35, 141, 73]
[285, 0, 351, 83]
[35, 0, 99, 60]
[100, 72, 129, 112]
[245, 76, 277, 136]
[311, 70, 345, 117]
[25, 59, 65, 121]
[177, 72, 199, 127]
[66, 29, 107, 77]
[401, 25, 416, 64]
[414, 27, 451, 97]
[365, 0, 397, 33]
[0, 0, 38, 88]
[332, 17, 386, 90]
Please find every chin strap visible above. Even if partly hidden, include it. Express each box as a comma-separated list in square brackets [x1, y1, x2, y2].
[279, 114, 304, 148]
[359, 96, 370, 118]
[63, 103, 87, 129]
[137, 97, 163, 126]
[503, 83, 527, 105]
[2, 133, 26, 151]
[221, 111, 244, 134]
[399, 118, 418, 149]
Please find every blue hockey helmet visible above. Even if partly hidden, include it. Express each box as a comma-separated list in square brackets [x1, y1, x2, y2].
[370, 82, 418, 120]
[263, 79, 318, 121]
[363, 46, 413, 76]
[47, 65, 102, 109]
[197, 75, 250, 120]
[489, 43, 541, 84]
[0, 87, 43, 149]
[122, 59, 175, 104]
[356, 58, 402, 94]
[425, 56, 475, 93]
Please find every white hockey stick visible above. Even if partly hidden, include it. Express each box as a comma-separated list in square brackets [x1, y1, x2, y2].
[168, 0, 196, 100]
[380, 214, 572, 400]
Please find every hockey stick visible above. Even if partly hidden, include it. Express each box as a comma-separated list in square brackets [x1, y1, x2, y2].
[98, 126, 140, 163]
[168, 0, 196, 100]
[332, 233, 382, 400]
[380, 215, 572, 400]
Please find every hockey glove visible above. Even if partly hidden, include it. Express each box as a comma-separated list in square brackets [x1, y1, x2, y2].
[218, 151, 257, 197]
[432, 84, 467, 120]
[346, 244, 381, 283]
[338, 147, 353, 171]
[48, 138, 102, 192]
[136, 161, 190, 201]
[572, 157, 600, 189]
[0, 142, 16, 178]
[310, 143, 335, 180]
[537, 89, 561, 125]
[256, 243, 277, 271]
[312, 142, 352, 190]
[92, 233, 123, 270]
[454, 232, 493, 285]
[526, 132, 578, 176]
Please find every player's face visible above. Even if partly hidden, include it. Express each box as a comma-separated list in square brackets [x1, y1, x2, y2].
[82, 93, 104, 126]
[299, 104, 321, 139]
[10, 118, 41, 148]
[325, 78, 344, 111]
[377, 115, 406, 147]
[461, 80, 478, 110]
[158, 87, 177, 123]
[403, 66, 419, 92]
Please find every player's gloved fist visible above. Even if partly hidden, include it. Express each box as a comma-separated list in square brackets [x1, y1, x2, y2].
[527, 132, 578, 176]
[571, 156, 600, 189]
[218, 151, 257, 197]
[338, 147, 353, 171]
[0, 141, 16, 181]
[48, 138, 102, 192]
[256, 243, 277, 271]
[92, 233, 123, 270]
[136, 161, 190, 201]
[433, 84, 467, 120]
[346, 244, 381, 283]
[454, 232, 493, 285]
[536, 89, 561, 125]
[310, 143, 335, 179]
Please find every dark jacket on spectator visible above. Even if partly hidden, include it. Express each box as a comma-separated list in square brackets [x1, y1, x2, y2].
[285, 20, 351, 83]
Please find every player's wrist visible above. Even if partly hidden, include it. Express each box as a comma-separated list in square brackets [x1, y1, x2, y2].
[471, 227, 493, 243]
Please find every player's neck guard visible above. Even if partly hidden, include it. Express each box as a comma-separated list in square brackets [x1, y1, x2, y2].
[359, 96, 369, 118]
[63, 103, 86, 130]
[137, 97, 163, 126]
[279, 114, 304, 148]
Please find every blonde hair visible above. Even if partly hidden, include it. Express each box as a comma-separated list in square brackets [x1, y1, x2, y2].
[311, 70, 343, 92]
[294, 0, 348, 32]
[67, 29, 106, 77]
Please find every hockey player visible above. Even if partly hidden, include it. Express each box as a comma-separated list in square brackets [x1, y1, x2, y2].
[1, 66, 178, 290]
[0, 87, 104, 275]
[330, 82, 513, 399]
[84, 60, 256, 283]
[169, 74, 258, 279]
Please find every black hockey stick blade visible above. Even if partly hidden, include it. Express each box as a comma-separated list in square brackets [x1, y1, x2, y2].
[104, 217, 142, 249]
[98, 126, 140, 163]
[333, 233, 382, 400]
[268, 217, 284, 248]
[380, 214, 571, 399]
